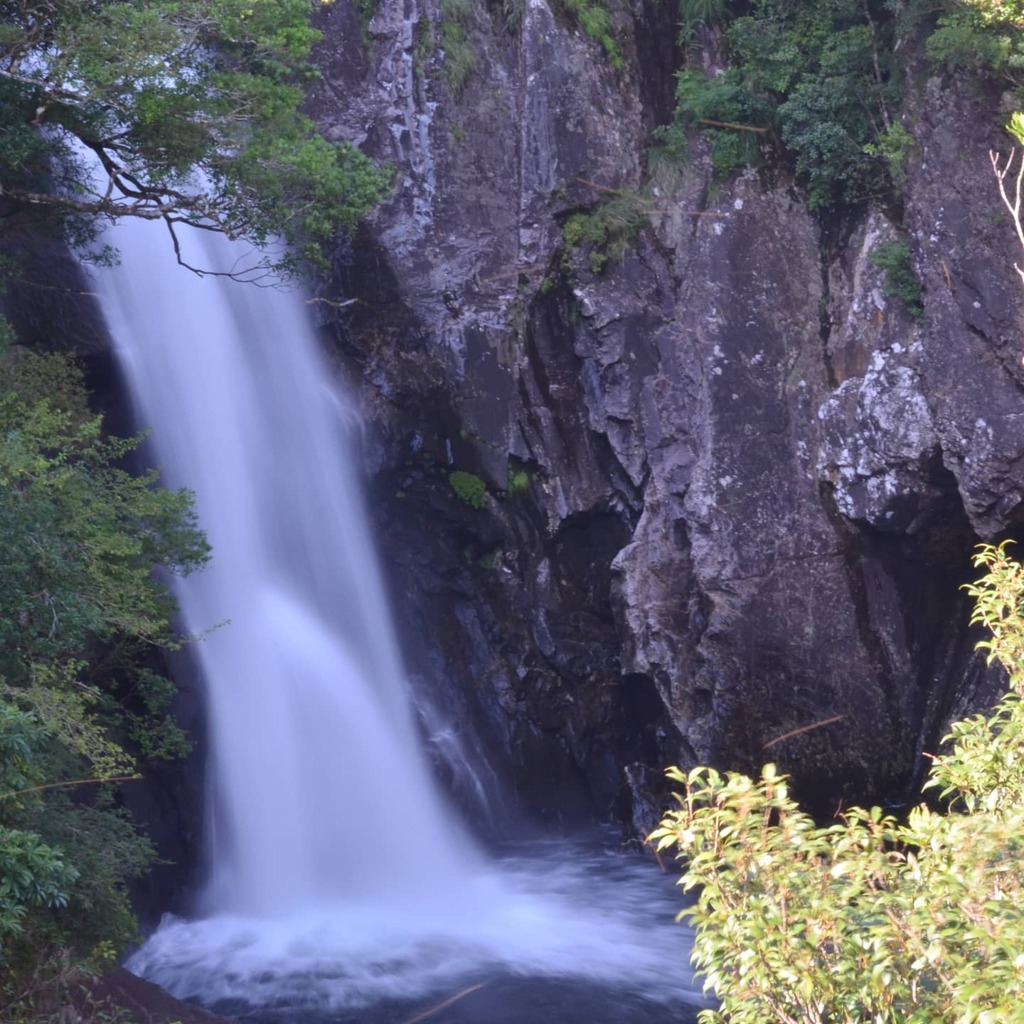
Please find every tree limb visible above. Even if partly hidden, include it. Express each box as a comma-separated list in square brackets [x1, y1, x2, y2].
[991, 148, 1024, 288]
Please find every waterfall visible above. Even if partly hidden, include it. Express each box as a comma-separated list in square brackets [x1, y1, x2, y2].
[95, 222, 702, 1021]
[100, 223, 474, 920]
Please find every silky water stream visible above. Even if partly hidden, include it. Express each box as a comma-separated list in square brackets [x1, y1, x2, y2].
[93, 222, 703, 1023]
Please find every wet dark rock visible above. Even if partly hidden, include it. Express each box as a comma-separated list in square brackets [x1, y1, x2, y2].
[79, 967, 236, 1024]
[308, 2, 1022, 829]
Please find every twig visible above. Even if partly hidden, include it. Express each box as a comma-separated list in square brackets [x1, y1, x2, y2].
[13, 280, 98, 296]
[574, 176, 632, 197]
[400, 983, 486, 1024]
[572, 177, 732, 215]
[162, 216, 278, 285]
[0, 774, 141, 801]
[763, 714, 845, 750]
[697, 118, 768, 133]
[650, 845, 667, 872]
[990, 148, 1024, 287]
[306, 296, 363, 309]
[941, 260, 953, 293]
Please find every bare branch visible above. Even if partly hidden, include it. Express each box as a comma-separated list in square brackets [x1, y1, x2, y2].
[0, 183, 170, 218]
[162, 217, 281, 286]
[697, 118, 769, 133]
[763, 714, 845, 750]
[306, 295, 362, 309]
[0, 66, 130, 115]
[991, 148, 1024, 287]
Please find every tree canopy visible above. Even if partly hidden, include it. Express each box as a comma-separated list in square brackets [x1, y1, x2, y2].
[0, 0, 391, 272]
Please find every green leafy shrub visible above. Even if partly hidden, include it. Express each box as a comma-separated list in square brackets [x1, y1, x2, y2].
[868, 240, 923, 322]
[0, 350, 208, 1013]
[666, 0, 902, 211]
[678, 0, 731, 46]
[862, 122, 915, 187]
[650, 541, 1024, 1023]
[439, 0, 478, 95]
[507, 466, 531, 494]
[449, 470, 488, 508]
[552, 0, 623, 69]
[663, 70, 772, 181]
[564, 191, 650, 273]
[926, 0, 1024, 86]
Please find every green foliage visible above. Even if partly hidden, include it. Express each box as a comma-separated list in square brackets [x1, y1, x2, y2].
[477, 546, 502, 569]
[0, 315, 14, 362]
[494, 0, 528, 33]
[0, 0, 392, 272]
[1010, 110, 1024, 148]
[651, 541, 1024, 1023]
[0, 823, 77, 951]
[564, 191, 650, 273]
[664, 0, 1024, 211]
[868, 240, 923, 322]
[678, 0, 731, 45]
[666, 0, 902, 211]
[439, 0, 478, 95]
[926, 0, 1024, 87]
[0, 362, 208, 679]
[662, 70, 771, 180]
[449, 470, 488, 509]
[863, 122, 915, 187]
[355, 0, 377, 36]
[552, 0, 623, 69]
[412, 0, 477, 96]
[507, 466, 531, 494]
[0, 350, 208, 1009]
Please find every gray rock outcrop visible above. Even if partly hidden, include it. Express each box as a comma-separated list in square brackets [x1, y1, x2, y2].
[307, 0, 1023, 828]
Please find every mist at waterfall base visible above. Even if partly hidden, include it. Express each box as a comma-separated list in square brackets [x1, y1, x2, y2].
[94, 221, 702, 1024]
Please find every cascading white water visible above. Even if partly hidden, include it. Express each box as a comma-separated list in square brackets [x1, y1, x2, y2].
[95, 221, 702, 1020]
[100, 222, 473, 920]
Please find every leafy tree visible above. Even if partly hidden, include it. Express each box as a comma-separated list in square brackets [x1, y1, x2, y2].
[662, 0, 1024, 212]
[650, 542, 1024, 1023]
[662, 0, 903, 210]
[0, 350, 208, 1011]
[0, 0, 391, 273]
[926, 0, 1024, 87]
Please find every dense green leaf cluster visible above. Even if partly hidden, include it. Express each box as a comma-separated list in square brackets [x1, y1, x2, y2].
[651, 542, 1024, 1023]
[664, 0, 1024, 213]
[449, 469, 488, 509]
[563, 190, 651, 273]
[927, 0, 1024, 85]
[868, 240, 923, 321]
[0, 0, 391, 271]
[554, 0, 624, 69]
[664, 0, 903, 210]
[0, 350, 208, 1016]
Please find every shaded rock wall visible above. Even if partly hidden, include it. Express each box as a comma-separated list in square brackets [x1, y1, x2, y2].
[308, 0, 1023, 829]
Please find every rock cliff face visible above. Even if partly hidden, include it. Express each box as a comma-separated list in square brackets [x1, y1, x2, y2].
[307, 0, 1024, 830]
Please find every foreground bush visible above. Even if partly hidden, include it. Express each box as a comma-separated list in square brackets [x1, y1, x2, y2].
[0, 350, 209, 1018]
[651, 543, 1024, 1024]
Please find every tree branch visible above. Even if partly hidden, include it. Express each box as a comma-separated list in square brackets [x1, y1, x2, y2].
[0, 66, 129, 115]
[162, 216, 280, 285]
[990, 148, 1024, 287]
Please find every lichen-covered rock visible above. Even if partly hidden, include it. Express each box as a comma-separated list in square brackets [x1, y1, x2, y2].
[818, 355, 943, 533]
